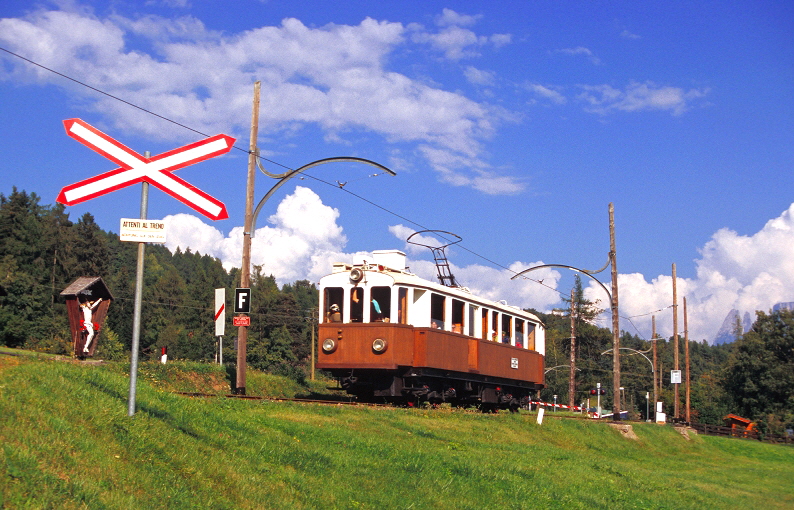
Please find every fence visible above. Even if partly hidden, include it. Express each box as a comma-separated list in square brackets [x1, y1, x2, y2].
[690, 423, 794, 445]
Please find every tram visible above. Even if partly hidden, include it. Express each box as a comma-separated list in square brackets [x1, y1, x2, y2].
[316, 249, 545, 411]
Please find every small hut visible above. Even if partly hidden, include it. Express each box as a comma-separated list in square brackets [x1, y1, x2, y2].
[60, 277, 113, 358]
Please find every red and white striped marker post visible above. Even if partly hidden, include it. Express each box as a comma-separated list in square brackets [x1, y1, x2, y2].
[215, 288, 226, 365]
[57, 119, 235, 220]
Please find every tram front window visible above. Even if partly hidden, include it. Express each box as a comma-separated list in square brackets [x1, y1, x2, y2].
[370, 286, 391, 322]
[324, 287, 343, 323]
[350, 287, 364, 322]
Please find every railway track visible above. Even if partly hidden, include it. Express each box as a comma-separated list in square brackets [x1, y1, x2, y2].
[174, 391, 389, 407]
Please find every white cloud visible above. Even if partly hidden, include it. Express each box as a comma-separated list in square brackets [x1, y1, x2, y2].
[0, 7, 515, 194]
[526, 83, 567, 105]
[577, 81, 708, 116]
[464, 66, 495, 86]
[164, 186, 347, 284]
[436, 8, 482, 28]
[556, 46, 601, 65]
[411, 9, 511, 60]
[588, 203, 794, 343]
[419, 145, 525, 194]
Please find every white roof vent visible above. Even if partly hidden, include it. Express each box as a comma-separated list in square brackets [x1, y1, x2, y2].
[372, 250, 406, 271]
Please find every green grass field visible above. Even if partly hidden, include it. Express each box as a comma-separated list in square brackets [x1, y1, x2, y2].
[1, 351, 792, 509]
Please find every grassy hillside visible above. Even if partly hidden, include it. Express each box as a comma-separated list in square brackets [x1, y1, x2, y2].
[1, 352, 793, 509]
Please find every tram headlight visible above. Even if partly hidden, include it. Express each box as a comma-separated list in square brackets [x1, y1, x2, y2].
[322, 338, 337, 353]
[372, 338, 387, 353]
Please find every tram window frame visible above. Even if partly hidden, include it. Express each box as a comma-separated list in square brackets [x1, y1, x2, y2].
[324, 287, 344, 323]
[430, 293, 445, 330]
[526, 323, 536, 351]
[491, 311, 499, 341]
[370, 286, 391, 322]
[350, 287, 364, 322]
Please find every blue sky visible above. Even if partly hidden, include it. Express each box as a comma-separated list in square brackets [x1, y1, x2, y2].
[1, 0, 793, 343]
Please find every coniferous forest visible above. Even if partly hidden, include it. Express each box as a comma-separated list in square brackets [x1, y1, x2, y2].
[1, 188, 792, 433]
[0, 188, 317, 381]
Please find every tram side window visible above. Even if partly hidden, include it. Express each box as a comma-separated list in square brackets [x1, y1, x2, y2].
[515, 320, 525, 348]
[502, 315, 512, 344]
[370, 286, 391, 322]
[481, 308, 489, 340]
[469, 305, 476, 337]
[398, 287, 408, 324]
[451, 299, 464, 334]
[430, 293, 445, 329]
[350, 287, 364, 322]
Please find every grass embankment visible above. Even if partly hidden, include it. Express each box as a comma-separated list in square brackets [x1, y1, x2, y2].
[1, 352, 793, 509]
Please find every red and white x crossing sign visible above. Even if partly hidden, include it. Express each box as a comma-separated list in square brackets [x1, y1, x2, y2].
[57, 119, 235, 220]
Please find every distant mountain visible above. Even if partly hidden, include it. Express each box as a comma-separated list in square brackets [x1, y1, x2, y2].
[712, 309, 752, 345]
[772, 302, 794, 313]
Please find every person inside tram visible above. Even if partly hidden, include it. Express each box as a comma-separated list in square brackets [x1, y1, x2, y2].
[328, 303, 342, 322]
[371, 298, 384, 321]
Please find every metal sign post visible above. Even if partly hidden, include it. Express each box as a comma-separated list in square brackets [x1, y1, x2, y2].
[128, 165, 149, 417]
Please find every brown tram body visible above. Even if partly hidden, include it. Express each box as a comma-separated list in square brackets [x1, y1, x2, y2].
[317, 250, 545, 411]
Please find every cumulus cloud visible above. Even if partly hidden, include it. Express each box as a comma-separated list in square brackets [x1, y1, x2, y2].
[577, 81, 708, 116]
[411, 9, 511, 60]
[586, 203, 794, 343]
[164, 186, 348, 284]
[463, 66, 496, 86]
[0, 6, 514, 193]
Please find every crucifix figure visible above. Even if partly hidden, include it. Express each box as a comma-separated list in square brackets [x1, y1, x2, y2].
[80, 297, 102, 353]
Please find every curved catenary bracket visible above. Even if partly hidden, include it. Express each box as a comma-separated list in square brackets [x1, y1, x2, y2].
[602, 347, 654, 374]
[251, 156, 396, 237]
[511, 263, 612, 302]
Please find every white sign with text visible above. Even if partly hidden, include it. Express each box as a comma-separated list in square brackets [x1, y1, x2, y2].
[119, 218, 167, 243]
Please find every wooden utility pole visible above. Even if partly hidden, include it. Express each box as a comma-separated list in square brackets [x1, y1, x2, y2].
[236, 81, 260, 395]
[684, 296, 691, 424]
[652, 315, 658, 417]
[310, 319, 316, 381]
[569, 287, 576, 408]
[672, 263, 679, 419]
[609, 203, 621, 420]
